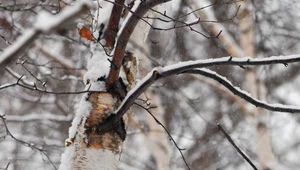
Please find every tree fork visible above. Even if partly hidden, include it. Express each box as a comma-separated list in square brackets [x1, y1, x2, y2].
[106, 0, 171, 92]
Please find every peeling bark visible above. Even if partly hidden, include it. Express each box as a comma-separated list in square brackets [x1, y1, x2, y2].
[59, 92, 128, 170]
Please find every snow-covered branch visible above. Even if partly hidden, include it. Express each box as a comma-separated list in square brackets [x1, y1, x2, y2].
[0, 0, 91, 67]
[101, 54, 300, 127]
[184, 68, 300, 113]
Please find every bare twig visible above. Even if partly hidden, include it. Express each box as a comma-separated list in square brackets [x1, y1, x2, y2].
[134, 103, 191, 170]
[0, 115, 57, 170]
[143, 3, 240, 38]
[187, 0, 244, 57]
[18, 60, 46, 86]
[178, 0, 243, 20]
[2, 67, 99, 94]
[217, 123, 258, 170]
[160, 82, 257, 169]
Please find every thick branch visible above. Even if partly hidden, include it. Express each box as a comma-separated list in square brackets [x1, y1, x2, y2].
[106, 0, 171, 91]
[103, 54, 300, 127]
[104, 0, 125, 49]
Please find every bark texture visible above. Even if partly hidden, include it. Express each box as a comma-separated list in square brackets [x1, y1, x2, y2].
[59, 93, 126, 170]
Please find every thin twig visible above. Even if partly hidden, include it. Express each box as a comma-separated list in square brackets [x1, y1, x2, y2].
[217, 123, 258, 170]
[18, 60, 46, 86]
[0, 115, 57, 170]
[2, 68, 99, 94]
[134, 103, 191, 170]
[161, 82, 257, 169]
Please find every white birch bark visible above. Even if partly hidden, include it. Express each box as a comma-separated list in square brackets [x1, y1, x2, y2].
[128, 8, 172, 170]
[59, 93, 124, 170]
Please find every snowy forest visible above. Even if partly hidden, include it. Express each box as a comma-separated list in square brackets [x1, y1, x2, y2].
[1, 0, 300, 170]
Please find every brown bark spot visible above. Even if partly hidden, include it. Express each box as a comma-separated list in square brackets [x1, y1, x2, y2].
[84, 92, 123, 152]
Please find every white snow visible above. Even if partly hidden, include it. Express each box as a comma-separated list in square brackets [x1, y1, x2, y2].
[83, 42, 111, 91]
[197, 68, 300, 112]
[67, 95, 91, 140]
[59, 144, 76, 170]
[160, 54, 300, 72]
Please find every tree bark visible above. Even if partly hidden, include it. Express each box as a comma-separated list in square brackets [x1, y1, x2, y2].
[59, 93, 127, 170]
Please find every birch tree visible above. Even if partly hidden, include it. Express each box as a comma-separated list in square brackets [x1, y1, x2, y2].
[1, 0, 300, 170]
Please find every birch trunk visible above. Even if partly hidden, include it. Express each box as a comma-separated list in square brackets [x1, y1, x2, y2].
[129, 8, 172, 170]
[59, 92, 127, 170]
[239, 2, 278, 169]
[59, 2, 160, 169]
[191, 1, 279, 169]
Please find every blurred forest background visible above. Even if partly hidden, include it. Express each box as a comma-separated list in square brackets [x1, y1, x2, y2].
[1, 0, 300, 170]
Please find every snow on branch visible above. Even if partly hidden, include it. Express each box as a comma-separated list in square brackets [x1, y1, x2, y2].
[102, 54, 300, 127]
[183, 68, 300, 113]
[159, 55, 300, 74]
[0, 0, 91, 66]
